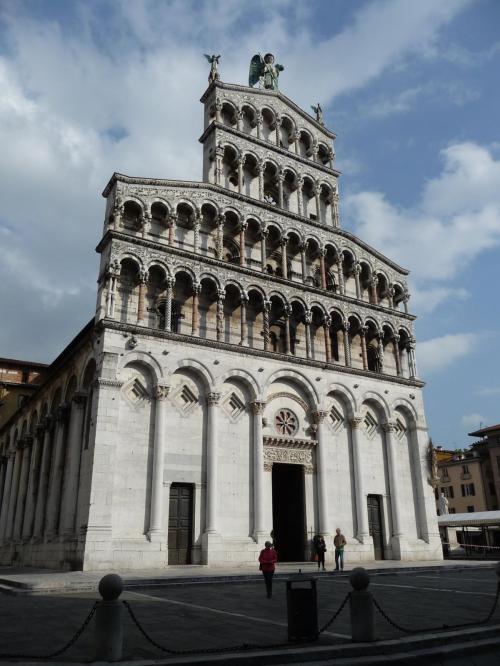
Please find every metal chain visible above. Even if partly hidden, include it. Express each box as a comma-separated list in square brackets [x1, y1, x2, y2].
[373, 581, 500, 634]
[0, 602, 97, 661]
[124, 600, 299, 655]
[318, 592, 351, 634]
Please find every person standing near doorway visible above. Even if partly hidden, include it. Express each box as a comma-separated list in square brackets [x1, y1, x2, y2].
[259, 541, 278, 598]
[313, 534, 327, 571]
[333, 528, 346, 571]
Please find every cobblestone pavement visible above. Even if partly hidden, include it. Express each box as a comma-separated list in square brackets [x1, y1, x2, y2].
[0, 566, 499, 662]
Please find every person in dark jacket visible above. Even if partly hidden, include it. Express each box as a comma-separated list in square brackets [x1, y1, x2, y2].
[259, 541, 278, 598]
[313, 534, 327, 571]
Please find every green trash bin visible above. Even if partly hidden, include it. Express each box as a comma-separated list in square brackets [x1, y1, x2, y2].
[286, 573, 318, 642]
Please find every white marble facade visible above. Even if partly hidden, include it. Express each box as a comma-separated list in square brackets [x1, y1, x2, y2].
[0, 78, 442, 570]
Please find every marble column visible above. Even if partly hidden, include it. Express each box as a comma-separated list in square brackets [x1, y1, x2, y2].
[193, 213, 201, 253]
[300, 242, 308, 281]
[260, 228, 268, 272]
[237, 155, 245, 194]
[163, 276, 174, 332]
[215, 145, 224, 186]
[304, 311, 312, 359]
[319, 249, 327, 290]
[60, 393, 87, 536]
[314, 184, 321, 221]
[44, 403, 70, 538]
[350, 416, 369, 541]
[216, 289, 225, 342]
[263, 300, 271, 352]
[215, 99, 222, 123]
[393, 334, 402, 376]
[284, 306, 292, 355]
[168, 213, 177, 245]
[383, 422, 403, 537]
[4, 445, 22, 540]
[22, 424, 45, 539]
[251, 401, 266, 540]
[353, 263, 361, 300]
[105, 261, 120, 318]
[240, 292, 248, 346]
[313, 411, 330, 536]
[13, 436, 32, 539]
[280, 237, 288, 279]
[323, 316, 332, 363]
[0, 453, 15, 540]
[360, 327, 369, 371]
[337, 254, 345, 295]
[275, 116, 282, 146]
[407, 338, 418, 379]
[32, 416, 55, 539]
[148, 384, 170, 540]
[256, 115, 263, 140]
[137, 269, 148, 324]
[257, 162, 264, 201]
[343, 323, 351, 367]
[297, 177, 304, 217]
[239, 222, 247, 267]
[191, 282, 201, 336]
[277, 171, 284, 208]
[377, 333, 385, 374]
[371, 277, 379, 305]
[205, 392, 221, 533]
[293, 130, 301, 155]
[331, 192, 340, 227]
[216, 214, 225, 261]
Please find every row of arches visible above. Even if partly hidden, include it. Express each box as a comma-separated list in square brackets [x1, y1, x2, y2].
[211, 145, 338, 226]
[211, 98, 334, 168]
[0, 358, 96, 549]
[112, 200, 409, 311]
[106, 262, 418, 379]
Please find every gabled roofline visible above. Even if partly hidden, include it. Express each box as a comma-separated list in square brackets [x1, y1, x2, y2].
[200, 81, 337, 140]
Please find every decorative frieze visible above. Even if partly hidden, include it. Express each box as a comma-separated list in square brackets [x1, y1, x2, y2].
[263, 446, 314, 473]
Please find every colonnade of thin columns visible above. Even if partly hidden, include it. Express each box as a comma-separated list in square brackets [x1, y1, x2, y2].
[0, 392, 88, 545]
[143, 385, 407, 545]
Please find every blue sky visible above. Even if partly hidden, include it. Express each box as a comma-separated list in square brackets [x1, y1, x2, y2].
[0, 0, 499, 447]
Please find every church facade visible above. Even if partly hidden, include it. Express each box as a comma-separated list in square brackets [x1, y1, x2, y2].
[0, 74, 442, 570]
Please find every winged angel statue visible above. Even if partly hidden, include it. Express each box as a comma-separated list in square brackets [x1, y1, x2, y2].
[204, 54, 221, 83]
[249, 53, 284, 90]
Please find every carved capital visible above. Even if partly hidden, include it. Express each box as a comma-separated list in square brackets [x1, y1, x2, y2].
[155, 384, 170, 401]
[206, 391, 221, 406]
[382, 421, 397, 433]
[350, 416, 363, 430]
[251, 400, 266, 416]
[311, 410, 328, 425]
[192, 282, 202, 295]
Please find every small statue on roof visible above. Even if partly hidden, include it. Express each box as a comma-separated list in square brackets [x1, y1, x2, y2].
[311, 102, 324, 125]
[204, 54, 221, 83]
[249, 53, 284, 90]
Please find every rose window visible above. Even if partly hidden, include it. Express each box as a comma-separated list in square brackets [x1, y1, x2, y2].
[274, 409, 299, 436]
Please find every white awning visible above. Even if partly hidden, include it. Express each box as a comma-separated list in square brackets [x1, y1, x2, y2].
[438, 510, 500, 527]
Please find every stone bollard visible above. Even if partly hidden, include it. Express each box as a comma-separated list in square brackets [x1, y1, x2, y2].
[94, 574, 124, 662]
[349, 567, 376, 642]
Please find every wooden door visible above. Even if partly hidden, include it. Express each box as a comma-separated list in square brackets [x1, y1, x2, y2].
[367, 494, 385, 560]
[168, 484, 193, 565]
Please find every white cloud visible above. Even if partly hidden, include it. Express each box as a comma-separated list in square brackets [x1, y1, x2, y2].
[461, 413, 485, 429]
[418, 333, 478, 374]
[474, 387, 500, 397]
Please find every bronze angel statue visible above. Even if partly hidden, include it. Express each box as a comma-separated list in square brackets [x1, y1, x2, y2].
[311, 103, 324, 125]
[204, 54, 221, 83]
[249, 53, 284, 90]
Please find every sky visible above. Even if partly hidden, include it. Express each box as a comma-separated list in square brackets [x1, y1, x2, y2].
[0, 0, 499, 448]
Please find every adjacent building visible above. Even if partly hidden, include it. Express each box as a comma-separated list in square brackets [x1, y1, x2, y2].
[0, 65, 441, 570]
[0, 359, 47, 429]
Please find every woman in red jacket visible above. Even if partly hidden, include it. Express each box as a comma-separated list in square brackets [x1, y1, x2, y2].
[258, 541, 278, 598]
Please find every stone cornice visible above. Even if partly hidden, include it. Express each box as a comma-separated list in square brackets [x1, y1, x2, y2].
[98, 319, 425, 389]
[101, 175, 409, 276]
[98, 230, 416, 323]
[199, 81, 336, 140]
[198, 122, 340, 178]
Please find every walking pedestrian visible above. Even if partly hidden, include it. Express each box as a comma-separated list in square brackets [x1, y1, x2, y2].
[312, 534, 327, 571]
[333, 528, 346, 571]
[259, 541, 278, 598]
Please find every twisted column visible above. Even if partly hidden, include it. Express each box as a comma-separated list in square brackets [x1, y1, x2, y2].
[216, 214, 225, 261]
[337, 253, 345, 294]
[324, 315, 332, 363]
[343, 323, 351, 367]
[277, 171, 284, 208]
[163, 276, 174, 331]
[257, 161, 264, 201]
[193, 212, 201, 253]
[263, 300, 271, 351]
[280, 237, 288, 279]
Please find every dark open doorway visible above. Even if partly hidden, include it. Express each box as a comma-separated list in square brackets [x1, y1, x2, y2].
[367, 494, 385, 560]
[168, 483, 193, 565]
[272, 463, 306, 561]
